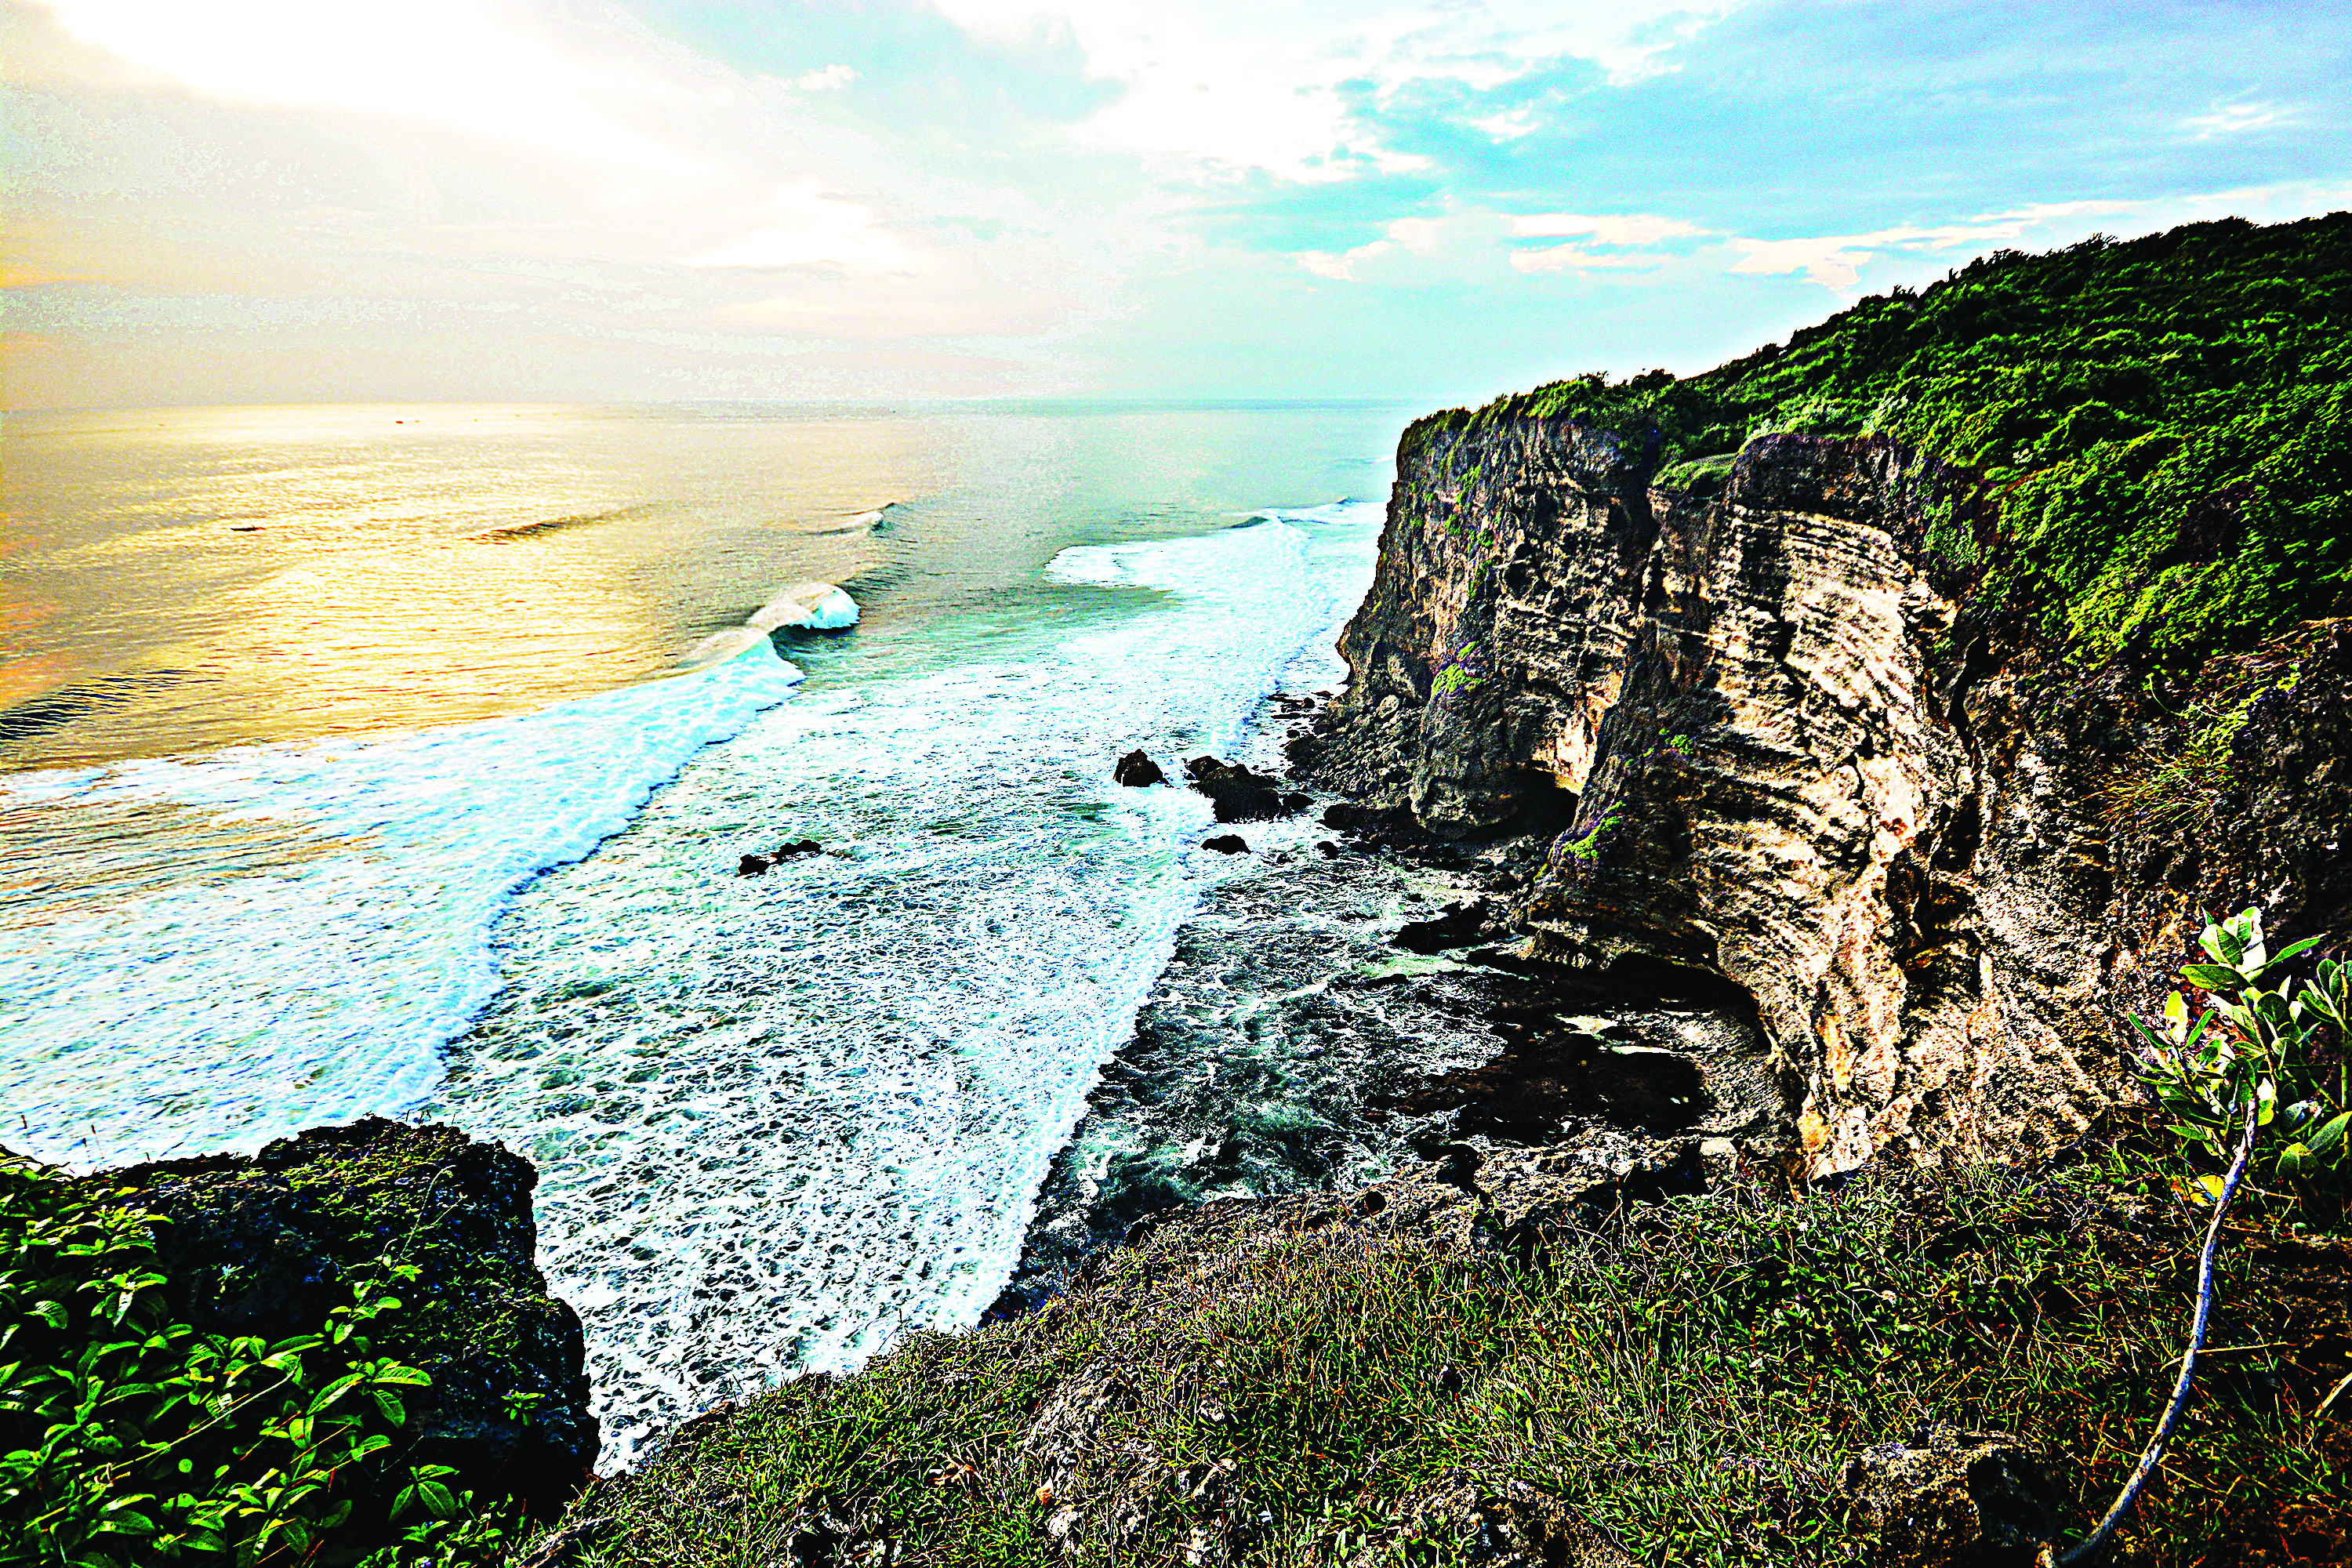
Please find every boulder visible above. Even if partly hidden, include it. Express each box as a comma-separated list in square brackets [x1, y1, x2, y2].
[1114, 750, 1168, 787]
[1347, 1470, 1638, 1568]
[1184, 756, 1297, 822]
[1840, 1423, 2066, 1566]
[1202, 834, 1249, 855]
[739, 840, 823, 876]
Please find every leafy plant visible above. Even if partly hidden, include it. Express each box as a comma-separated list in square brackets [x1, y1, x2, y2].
[2130, 906, 2351, 1214]
[2052, 910, 2352, 1562]
[0, 1155, 515, 1567]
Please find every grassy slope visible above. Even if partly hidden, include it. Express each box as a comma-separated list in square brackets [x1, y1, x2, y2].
[564, 1157, 2348, 1567]
[1405, 214, 2352, 668]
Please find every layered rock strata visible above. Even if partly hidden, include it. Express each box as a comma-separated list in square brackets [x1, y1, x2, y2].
[1306, 415, 2350, 1174]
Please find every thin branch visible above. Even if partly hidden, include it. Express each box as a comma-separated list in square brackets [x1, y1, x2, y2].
[2053, 1093, 2259, 1566]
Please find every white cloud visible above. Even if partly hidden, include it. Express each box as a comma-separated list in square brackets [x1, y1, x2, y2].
[1294, 214, 1447, 278]
[8, 0, 1167, 403]
[1470, 107, 1540, 141]
[1728, 223, 2016, 289]
[2185, 100, 2285, 139]
[36, 0, 699, 172]
[684, 183, 908, 270]
[1510, 244, 1673, 274]
[793, 64, 858, 92]
[1512, 212, 1705, 245]
[931, 0, 1744, 181]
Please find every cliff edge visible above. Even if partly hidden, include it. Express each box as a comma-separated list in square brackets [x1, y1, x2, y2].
[1305, 412, 2349, 1176]
[1300, 216, 2352, 1174]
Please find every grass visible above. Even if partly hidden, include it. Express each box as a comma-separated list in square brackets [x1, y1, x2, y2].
[535, 1145, 2349, 1567]
[1397, 214, 2352, 672]
[2096, 619, 2332, 835]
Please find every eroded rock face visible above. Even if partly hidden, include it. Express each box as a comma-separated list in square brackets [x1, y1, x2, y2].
[1308, 415, 2350, 1174]
[107, 1119, 597, 1512]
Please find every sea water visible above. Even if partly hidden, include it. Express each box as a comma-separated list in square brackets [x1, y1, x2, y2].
[1, 400, 1406, 1462]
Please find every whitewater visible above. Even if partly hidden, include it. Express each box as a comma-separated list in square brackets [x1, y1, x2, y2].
[1, 497, 1383, 1463]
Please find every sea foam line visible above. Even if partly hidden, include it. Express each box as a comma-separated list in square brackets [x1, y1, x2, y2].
[0, 640, 806, 1170]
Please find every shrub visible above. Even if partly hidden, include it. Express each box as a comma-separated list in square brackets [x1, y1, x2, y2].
[0, 1155, 516, 1567]
[2131, 907, 2352, 1227]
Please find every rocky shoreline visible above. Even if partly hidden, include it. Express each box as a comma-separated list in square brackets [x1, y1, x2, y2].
[65, 428, 2349, 1552]
[51, 349, 2352, 1564]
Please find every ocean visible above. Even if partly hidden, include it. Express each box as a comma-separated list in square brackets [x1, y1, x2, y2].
[1, 399, 1413, 1462]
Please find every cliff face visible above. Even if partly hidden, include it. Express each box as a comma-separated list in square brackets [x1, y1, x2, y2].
[1308, 416, 2349, 1174]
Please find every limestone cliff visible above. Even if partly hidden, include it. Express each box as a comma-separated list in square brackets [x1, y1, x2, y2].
[1305, 415, 2350, 1175]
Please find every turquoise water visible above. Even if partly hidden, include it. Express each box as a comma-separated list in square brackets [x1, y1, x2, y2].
[1, 400, 1409, 1461]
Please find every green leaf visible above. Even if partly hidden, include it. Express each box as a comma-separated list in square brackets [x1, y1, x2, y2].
[2306, 1110, 2352, 1156]
[2257, 933, 2329, 973]
[369, 1363, 431, 1388]
[306, 1371, 365, 1414]
[2181, 963, 2245, 992]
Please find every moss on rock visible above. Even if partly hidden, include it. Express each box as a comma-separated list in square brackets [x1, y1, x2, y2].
[99, 1118, 597, 1512]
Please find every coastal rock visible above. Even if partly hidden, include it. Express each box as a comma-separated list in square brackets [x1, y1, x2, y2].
[107, 1119, 597, 1512]
[1839, 1424, 2066, 1565]
[1201, 834, 1249, 855]
[1392, 898, 1492, 953]
[1306, 414, 2352, 1174]
[1114, 750, 1168, 787]
[1348, 1471, 1639, 1568]
[739, 839, 824, 875]
[1184, 756, 1296, 822]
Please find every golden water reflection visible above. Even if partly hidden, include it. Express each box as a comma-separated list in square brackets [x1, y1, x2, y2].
[2, 404, 937, 768]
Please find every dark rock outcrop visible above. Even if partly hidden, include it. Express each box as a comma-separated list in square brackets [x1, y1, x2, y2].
[1113, 750, 1167, 787]
[1839, 1424, 2066, 1565]
[106, 1119, 597, 1512]
[739, 840, 823, 876]
[1305, 412, 2352, 1174]
[1184, 756, 1300, 822]
[1201, 834, 1249, 855]
[1392, 898, 1493, 953]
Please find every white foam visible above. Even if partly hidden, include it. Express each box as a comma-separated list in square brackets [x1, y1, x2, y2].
[0, 499, 1387, 1469]
[0, 641, 805, 1169]
[427, 499, 1385, 1465]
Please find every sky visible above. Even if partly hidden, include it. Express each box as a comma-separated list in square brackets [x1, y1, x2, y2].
[3, 0, 2348, 408]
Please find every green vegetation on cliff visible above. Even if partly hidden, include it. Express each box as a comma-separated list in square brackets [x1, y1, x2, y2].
[2, 1125, 586, 1567]
[1407, 213, 2352, 666]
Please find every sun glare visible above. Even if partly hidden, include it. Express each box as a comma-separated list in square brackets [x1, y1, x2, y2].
[39, 0, 691, 170]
